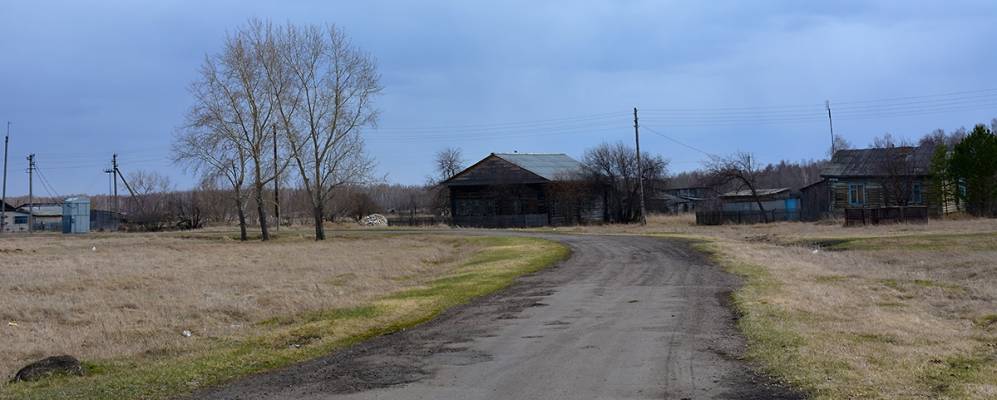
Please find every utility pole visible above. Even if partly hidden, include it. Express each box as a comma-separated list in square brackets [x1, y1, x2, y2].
[1, 122, 9, 233]
[104, 161, 115, 212]
[27, 153, 35, 233]
[826, 100, 835, 157]
[112, 154, 119, 213]
[272, 124, 280, 232]
[634, 107, 647, 225]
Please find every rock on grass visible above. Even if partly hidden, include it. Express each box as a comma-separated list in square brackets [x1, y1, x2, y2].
[12, 355, 84, 382]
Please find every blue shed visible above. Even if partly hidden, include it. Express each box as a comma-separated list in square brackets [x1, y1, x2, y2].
[62, 197, 91, 234]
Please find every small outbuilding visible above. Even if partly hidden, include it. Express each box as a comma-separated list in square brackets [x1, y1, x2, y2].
[1, 201, 31, 233]
[442, 153, 605, 227]
[720, 188, 799, 218]
[16, 202, 63, 231]
[62, 197, 90, 234]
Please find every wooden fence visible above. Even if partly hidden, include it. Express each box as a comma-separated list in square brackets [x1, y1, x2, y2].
[844, 206, 929, 226]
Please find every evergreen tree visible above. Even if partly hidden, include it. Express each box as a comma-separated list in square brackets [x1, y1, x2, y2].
[928, 144, 953, 215]
[949, 124, 997, 216]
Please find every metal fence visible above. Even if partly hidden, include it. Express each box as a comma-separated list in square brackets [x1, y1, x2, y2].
[844, 206, 929, 226]
[695, 210, 800, 225]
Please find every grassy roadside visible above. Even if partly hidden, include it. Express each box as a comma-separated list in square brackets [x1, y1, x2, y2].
[693, 234, 997, 399]
[0, 236, 569, 400]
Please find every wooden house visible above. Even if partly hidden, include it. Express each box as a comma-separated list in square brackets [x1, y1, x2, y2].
[819, 146, 938, 213]
[442, 153, 605, 227]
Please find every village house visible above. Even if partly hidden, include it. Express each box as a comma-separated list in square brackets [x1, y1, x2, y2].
[817, 145, 948, 214]
[442, 153, 605, 227]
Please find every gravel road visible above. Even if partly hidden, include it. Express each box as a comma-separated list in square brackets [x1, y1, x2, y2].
[192, 233, 801, 400]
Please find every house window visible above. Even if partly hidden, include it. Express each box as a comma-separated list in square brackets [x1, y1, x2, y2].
[848, 184, 865, 206]
[14, 216, 28, 224]
[912, 183, 923, 204]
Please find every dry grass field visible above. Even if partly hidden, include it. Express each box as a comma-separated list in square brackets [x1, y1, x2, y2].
[550, 214, 997, 399]
[0, 229, 568, 399]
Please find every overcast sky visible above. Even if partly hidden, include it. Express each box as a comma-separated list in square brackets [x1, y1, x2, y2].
[2, 0, 997, 197]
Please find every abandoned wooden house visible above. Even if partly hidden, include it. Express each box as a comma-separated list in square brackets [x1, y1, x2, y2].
[817, 146, 942, 213]
[442, 153, 604, 227]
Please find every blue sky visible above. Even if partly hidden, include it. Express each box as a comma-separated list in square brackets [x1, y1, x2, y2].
[2, 1, 997, 196]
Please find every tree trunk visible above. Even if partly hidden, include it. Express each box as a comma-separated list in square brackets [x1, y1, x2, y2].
[254, 179, 270, 241]
[235, 198, 248, 241]
[313, 202, 326, 241]
[751, 191, 769, 223]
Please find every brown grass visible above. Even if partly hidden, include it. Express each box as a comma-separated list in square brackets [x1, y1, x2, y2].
[552, 214, 997, 399]
[0, 230, 469, 378]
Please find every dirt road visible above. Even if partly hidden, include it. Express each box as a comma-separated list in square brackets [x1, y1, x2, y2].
[193, 234, 800, 400]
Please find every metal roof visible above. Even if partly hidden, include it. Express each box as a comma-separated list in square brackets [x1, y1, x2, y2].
[17, 204, 63, 217]
[821, 146, 932, 178]
[492, 153, 585, 181]
[720, 188, 790, 198]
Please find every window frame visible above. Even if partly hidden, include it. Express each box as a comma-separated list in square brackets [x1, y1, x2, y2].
[848, 183, 866, 206]
[911, 182, 923, 205]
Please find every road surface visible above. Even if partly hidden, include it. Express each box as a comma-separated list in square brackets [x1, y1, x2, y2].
[193, 233, 801, 400]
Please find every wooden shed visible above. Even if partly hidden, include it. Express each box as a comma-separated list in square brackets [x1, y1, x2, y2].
[799, 179, 831, 221]
[442, 153, 605, 227]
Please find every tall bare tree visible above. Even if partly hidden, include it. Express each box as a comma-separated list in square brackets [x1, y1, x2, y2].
[177, 19, 285, 241]
[706, 152, 769, 222]
[268, 23, 380, 240]
[174, 56, 254, 240]
[173, 129, 250, 239]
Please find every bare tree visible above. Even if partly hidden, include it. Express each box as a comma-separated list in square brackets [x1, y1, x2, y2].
[427, 147, 465, 217]
[270, 23, 380, 240]
[124, 170, 173, 230]
[436, 147, 465, 181]
[871, 133, 921, 206]
[177, 19, 284, 241]
[705, 152, 769, 222]
[582, 142, 667, 223]
[174, 91, 252, 240]
[831, 134, 852, 156]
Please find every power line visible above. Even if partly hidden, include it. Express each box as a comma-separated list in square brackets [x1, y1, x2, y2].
[34, 166, 62, 200]
[832, 87, 997, 105]
[372, 111, 627, 132]
[640, 125, 718, 159]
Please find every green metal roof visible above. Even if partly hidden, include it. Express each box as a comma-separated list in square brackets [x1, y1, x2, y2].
[492, 153, 584, 181]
